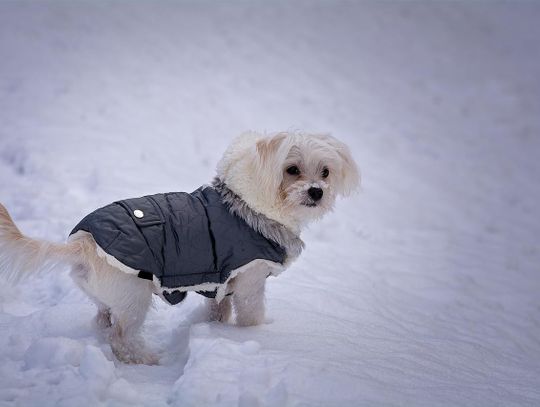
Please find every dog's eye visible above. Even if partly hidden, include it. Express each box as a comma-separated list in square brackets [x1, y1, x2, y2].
[286, 165, 301, 176]
[322, 167, 329, 178]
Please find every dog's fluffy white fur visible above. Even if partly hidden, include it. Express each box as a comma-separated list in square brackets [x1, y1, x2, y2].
[0, 131, 359, 364]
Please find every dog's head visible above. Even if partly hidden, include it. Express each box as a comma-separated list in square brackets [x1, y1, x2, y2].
[217, 131, 360, 232]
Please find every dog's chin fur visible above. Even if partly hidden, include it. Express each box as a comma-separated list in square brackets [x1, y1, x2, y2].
[0, 131, 359, 365]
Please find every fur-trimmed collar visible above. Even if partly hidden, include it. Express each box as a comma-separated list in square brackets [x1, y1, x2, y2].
[212, 178, 304, 262]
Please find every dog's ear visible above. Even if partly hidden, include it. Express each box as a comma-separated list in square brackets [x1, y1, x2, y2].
[256, 133, 287, 161]
[315, 134, 360, 196]
[253, 133, 289, 199]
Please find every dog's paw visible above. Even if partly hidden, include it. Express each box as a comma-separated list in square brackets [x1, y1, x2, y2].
[113, 348, 160, 365]
[236, 315, 265, 327]
[110, 337, 160, 365]
[133, 352, 160, 365]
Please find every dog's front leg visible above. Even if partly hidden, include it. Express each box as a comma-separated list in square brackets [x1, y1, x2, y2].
[231, 266, 268, 326]
[207, 296, 232, 322]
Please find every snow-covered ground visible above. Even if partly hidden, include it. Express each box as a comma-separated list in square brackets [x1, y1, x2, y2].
[1, 1, 540, 406]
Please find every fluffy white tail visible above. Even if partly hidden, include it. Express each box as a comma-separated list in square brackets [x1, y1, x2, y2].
[0, 202, 81, 283]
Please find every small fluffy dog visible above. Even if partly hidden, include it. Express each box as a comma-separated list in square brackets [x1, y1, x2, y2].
[0, 131, 359, 364]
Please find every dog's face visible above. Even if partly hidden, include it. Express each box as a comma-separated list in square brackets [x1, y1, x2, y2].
[217, 131, 359, 231]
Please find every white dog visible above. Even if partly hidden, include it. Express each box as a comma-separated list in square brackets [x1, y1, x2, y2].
[0, 131, 359, 364]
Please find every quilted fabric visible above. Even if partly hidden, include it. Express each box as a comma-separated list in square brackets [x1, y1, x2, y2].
[70, 186, 286, 304]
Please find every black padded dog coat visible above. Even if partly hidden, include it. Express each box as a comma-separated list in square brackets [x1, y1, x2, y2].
[70, 186, 286, 305]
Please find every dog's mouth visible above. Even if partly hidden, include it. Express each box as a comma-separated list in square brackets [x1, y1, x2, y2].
[302, 202, 317, 208]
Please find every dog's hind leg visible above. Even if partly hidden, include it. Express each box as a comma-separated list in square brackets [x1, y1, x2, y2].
[107, 282, 156, 365]
[71, 263, 112, 329]
[95, 305, 112, 329]
[96, 270, 156, 364]
[69, 248, 158, 364]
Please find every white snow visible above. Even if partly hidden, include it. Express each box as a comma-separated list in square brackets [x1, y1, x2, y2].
[1, 1, 540, 406]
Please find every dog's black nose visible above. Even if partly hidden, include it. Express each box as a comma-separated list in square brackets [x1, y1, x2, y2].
[308, 187, 323, 201]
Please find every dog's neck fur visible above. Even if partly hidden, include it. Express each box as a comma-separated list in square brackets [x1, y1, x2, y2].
[212, 178, 304, 262]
